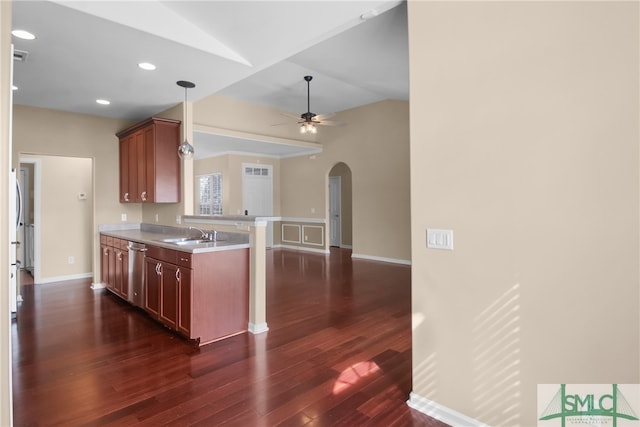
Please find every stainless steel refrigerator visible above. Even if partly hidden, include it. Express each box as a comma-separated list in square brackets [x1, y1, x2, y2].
[9, 168, 21, 316]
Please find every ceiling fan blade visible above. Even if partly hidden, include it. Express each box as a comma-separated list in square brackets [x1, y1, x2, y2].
[271, 121, 295, 127]
[317, 120, 345, 127]
[280, 111, 302, 120]
[315, 113, 336, 121]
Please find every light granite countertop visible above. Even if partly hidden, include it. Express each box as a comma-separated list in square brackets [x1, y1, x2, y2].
[99, 223, 250, 254]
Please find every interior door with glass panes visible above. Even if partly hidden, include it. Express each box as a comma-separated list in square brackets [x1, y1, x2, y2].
[242, 163, 273, 247]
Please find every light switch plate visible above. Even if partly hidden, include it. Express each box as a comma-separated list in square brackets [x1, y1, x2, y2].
[427, 228, 454, 250]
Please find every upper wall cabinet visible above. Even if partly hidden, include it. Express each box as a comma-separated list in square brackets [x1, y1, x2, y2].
[117, 117, 181, 203]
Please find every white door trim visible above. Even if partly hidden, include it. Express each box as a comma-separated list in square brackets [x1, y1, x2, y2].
[329, 176, 341, 247]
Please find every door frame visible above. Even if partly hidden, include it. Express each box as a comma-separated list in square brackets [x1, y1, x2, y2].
[18, 157, 40, 283]
[329, 176, 342, 247]
[241, 163, 274, 246]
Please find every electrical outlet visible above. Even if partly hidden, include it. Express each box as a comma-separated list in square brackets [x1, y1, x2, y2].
[155, 213, 159, 223]
[121, 213, 127, 222]
[68, 256, 75, 264]
[176, 215, 181, 224]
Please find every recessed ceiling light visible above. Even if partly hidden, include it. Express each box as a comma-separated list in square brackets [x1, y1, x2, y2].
[12, 30, 36, 40]
[96, 99, 110, 105]
[12, 85, 18, 91]
[138, 62, 156, 71]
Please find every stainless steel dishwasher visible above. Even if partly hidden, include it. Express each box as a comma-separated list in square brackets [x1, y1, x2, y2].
[127, 241, 146, 307]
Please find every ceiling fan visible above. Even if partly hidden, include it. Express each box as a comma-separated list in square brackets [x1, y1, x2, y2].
[277, 75, 343, 134]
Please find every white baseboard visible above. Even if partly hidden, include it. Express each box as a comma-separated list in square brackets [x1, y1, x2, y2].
[248, 322, 269, 334]
[90, 282, 106, 290]
[274, 244, 330, 255]
[37, 273, 94, 284]
[351, 253, 411, 266]
[407, 392, 489, 427]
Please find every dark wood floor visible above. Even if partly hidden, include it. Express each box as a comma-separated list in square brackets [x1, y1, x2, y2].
[12, 248, 448, 426]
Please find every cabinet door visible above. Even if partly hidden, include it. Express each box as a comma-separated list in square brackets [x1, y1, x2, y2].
[134, 130, 146, 202]
[159, 263, 179, 330]
[143, 125, 156, 203]
[177, 267, 192, 337]
[107, 244, 116, 291]
[100, 243, 109, 287]
[119, 137, 128, 202]
[114, 247, 129, 299]
[114, 248, 124, 296]
[144, 258, 160, 318]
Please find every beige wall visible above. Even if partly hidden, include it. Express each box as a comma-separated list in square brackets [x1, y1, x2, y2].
[13, 105, 135, 283]
[281, 100, 411, 261]
[408, 2, 639, 426]
[1, 1, 13, 423]
[21, 155, 93, 281]
[194, 154, 281, 217]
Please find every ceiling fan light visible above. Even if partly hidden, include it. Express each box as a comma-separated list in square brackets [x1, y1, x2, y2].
[300, 122, 317, 134]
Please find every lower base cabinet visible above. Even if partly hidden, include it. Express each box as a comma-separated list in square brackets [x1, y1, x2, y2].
[101, 234, 249, 346]
[100, 235, 128, 300]
[143, 245, 248, 346]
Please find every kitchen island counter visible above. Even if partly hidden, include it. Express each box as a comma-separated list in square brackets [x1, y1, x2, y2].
[99, 223, 250, 346]
[99, 224, 249, 253]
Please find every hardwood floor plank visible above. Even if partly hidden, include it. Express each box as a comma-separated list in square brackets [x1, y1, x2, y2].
[12, 248, 449, 426]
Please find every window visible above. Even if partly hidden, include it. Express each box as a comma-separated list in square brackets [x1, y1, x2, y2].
[244, 166, 270, 177]
[197, 173, 222, 215]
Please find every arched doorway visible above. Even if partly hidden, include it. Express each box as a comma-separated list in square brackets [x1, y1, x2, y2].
[328, 162, 352, 248]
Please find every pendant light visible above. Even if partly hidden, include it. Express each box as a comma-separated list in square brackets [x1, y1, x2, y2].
[177, 80, 196, 159]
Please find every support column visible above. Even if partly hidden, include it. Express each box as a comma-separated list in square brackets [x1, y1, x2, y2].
[248, 220, 268, 334]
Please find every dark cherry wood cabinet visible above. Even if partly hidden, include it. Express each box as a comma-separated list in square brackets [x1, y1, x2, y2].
[116, 117, 181, 203]
[144, 257, 161, 319]
[100, 235, 128, 300]
[100, 237, 110, 288]
[101, 233, 249, 346]
[144, 245, 193, 334]
[145, 245, 248, 346]
[114, 243, 128, 299]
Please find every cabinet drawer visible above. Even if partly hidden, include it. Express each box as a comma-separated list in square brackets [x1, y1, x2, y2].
[118, 239, 129, 251]
[100, 234, 107, 245]
[146, 245, 177, 264]
[176, 252, 192, 268]
[106, 236, 114, 246]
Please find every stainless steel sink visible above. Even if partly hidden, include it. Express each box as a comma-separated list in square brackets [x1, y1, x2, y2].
[159, 237, 189, 243]
[173, 239, 209, 246]
[157, 237, 210, 245]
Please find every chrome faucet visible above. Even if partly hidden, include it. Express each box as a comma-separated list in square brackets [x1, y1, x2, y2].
[188, 226, 218, 241]
[188, 226, 209, 240]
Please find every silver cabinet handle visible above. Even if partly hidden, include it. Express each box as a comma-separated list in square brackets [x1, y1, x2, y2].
[124, 192, 129, 202]
[155, 263, 161, 275]
[176, 269, 180, 281]
[141, 191, 147, 201]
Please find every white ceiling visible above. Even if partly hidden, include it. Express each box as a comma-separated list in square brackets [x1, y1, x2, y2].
[11, 0, 409, 158]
